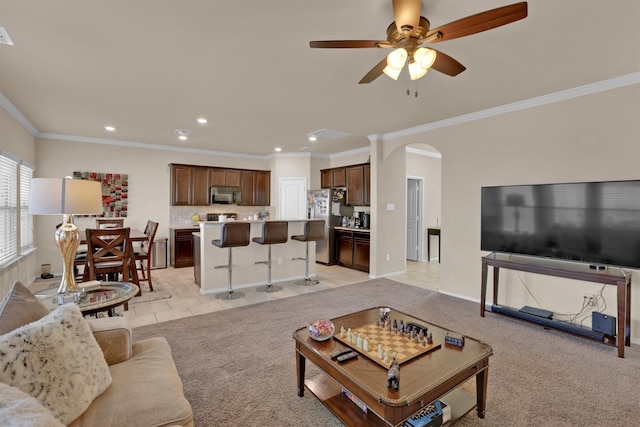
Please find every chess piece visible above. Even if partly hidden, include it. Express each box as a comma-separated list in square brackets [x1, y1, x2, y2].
[377, 343, 383, 359]
[384, 349, 389, 363]
[356, 334, 363, 349]
[351, 332, 358, 345]
[427, 332, 433, 345]
[346, 328, 351, 341]
[387, 355, 400, 390]
[340, 326, 345, 338]
[363, 336, 370, 352]
[418, 329, 424, 341]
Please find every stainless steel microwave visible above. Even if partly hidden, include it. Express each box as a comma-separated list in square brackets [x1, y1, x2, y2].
[210, 186, 241, 204]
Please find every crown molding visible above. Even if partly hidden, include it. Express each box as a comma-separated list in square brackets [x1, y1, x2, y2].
[406, 147, 441, 158]
[382, 72, 640, 141]
[3, 73, 638, 160]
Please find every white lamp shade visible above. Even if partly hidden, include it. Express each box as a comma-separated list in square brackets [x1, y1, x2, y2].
[414, 48, 437, 69]
[408, 61, 429, 80]
[383, 48, 407, 80]
[30, 178, 103, 215]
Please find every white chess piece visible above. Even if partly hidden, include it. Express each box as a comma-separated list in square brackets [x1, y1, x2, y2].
[377, 344, 383, 359]
[346, 328, 351, 341]
[363, 336, 370, 352]
[384, 349, 389, 363]
[340, 326, 345, 338]
[356, 334, 363, 349]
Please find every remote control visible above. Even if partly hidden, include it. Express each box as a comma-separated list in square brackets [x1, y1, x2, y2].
[336, 351, 358, 362]
[330, 350, 354, 360]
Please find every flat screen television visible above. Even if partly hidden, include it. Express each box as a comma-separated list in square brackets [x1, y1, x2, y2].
[481, 180, 640, 269]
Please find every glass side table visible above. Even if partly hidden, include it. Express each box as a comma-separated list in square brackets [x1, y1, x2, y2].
[35, 281, 139, 316]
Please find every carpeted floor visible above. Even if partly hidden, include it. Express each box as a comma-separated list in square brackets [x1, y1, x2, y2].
[134, 278, 640, 426]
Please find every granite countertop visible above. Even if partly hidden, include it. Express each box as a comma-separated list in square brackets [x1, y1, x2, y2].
[170, 219, 308, 229]
[334, 226, 371, 232]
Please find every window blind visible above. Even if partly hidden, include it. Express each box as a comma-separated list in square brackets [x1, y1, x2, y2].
[0, 153, 18, 265]
[20, 162, 34, 251]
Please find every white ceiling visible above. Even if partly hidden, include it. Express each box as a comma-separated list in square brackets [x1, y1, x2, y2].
[0, 1, 638, 157]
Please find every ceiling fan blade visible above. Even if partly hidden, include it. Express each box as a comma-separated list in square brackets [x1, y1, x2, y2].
[426, 2, 528, 42]
[310, 40, 390, 49]
[429, 50, 466, 76]
[359, 57, 388, 84]
[392, 0, 421, 35]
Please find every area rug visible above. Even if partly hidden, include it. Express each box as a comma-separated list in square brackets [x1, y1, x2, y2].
[133, 278, 640, 426]
[128, 279, 171, 304]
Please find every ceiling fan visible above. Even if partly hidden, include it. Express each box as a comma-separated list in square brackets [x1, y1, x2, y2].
[309, 0, 528, 84]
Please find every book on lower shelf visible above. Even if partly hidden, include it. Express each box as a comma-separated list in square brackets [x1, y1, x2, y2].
[341, 387, 367, 414]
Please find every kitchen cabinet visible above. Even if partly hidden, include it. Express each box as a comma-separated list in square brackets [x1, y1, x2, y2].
[170, 164, 210, 206]
[241, 171, 256, 206]
[346, 166, 365, 206]
[171, 165, 193, 206]
[171, 163, 270, 206]
[255, 170, 270, 206]
[335, 229, 370, 272]
[171, 228, 197, 268]
[192, 167, 211, 206]
[211, 168, 241, 187]
[364, 164, 370, 206]
[239, 170, 271, 206]
[320, 167, 346, 189]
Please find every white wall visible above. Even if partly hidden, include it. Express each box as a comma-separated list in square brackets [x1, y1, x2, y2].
[0, 107, 38, 294]
[385, 83, 640, 338]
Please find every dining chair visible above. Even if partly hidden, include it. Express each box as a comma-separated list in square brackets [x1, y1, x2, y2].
[96, 218, 125, 229]
[83, 227, 139, 295]
[134, 220, 159, 291]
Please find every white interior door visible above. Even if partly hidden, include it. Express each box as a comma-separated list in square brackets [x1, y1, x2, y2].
[280, 178, 307, 219]
[406, 178, 423, 261]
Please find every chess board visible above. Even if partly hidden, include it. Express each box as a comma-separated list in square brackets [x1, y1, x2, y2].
[334, 322, 440, 368]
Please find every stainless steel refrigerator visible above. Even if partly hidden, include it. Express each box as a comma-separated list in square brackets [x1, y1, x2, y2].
[307, 189, 346, 265]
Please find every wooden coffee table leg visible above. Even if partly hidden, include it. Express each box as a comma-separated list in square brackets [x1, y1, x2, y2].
[296, 350, 306, 397]
[476, 367, 489, 418]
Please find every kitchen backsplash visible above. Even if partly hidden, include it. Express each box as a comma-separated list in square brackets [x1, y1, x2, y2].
[170, 205, 274, 224]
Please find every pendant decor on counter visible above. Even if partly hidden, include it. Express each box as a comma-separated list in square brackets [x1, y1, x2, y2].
[72, 171, 128, 217]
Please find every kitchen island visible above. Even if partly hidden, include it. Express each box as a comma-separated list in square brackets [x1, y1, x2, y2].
[195, 220, 314, 294]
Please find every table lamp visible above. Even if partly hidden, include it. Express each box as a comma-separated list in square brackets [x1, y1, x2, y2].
[29, 178, 103, 294]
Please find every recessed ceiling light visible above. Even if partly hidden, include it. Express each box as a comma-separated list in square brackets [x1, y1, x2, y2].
[308, 136, 317, 142]
[275, 147, 282, 152]
[104, 125, 116, 132]
[196, 118, 208, 124]
[174, 129, 190, 141]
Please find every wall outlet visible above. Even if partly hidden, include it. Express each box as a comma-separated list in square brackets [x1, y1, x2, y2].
[583, 293, 596, 307]
[386, 254, 390, 261]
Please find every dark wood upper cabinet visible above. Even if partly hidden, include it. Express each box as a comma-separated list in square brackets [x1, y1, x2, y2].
[320, 167, 346, 189]
[364, 164, 370, 206]
[171, 165, 194, 205]
[241, 171, 256, 206]
[211, 168, 241, 187]
[346, 166, 365, 206]
[255, 171, 270, 206]
[192, 167, 211, 206]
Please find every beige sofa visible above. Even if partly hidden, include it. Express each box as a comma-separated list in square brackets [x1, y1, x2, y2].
[70, 316, 194, 427]
[0, 281, 193, 427]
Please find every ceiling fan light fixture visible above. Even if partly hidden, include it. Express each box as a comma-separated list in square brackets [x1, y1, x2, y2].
[414, 48, 437, 69]
[383, 48, 407, 80]
[408, 61, 429, 80]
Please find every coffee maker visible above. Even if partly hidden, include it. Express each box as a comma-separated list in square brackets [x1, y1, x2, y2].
[359, 212, 370, 229]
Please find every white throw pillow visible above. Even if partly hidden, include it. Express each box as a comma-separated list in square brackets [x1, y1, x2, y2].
[0, 303, 112, 425]
[0, 382, 64, 427]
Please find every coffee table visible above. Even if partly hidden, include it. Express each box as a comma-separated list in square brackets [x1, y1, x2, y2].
[293, 307, 493, 426]
[34, 281, 139, 316]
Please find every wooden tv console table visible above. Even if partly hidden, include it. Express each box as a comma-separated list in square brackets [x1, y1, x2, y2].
[480, 253, 632, 358]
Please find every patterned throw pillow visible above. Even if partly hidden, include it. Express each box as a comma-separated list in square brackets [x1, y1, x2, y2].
[0, 303, 112, 425]
[0, 382, 64, 427]
[0, 281, 50, 335]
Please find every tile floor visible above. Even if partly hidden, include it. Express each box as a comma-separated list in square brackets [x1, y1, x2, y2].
[122, 261, 441, 328]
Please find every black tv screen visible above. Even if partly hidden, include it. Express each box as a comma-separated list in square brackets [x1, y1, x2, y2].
[481, 180, 640, 269]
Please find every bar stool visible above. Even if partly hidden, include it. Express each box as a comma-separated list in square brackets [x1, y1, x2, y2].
[291, 219, 325, 286]
[252, 221, 289, 293]
[212, 222, 250, 300]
